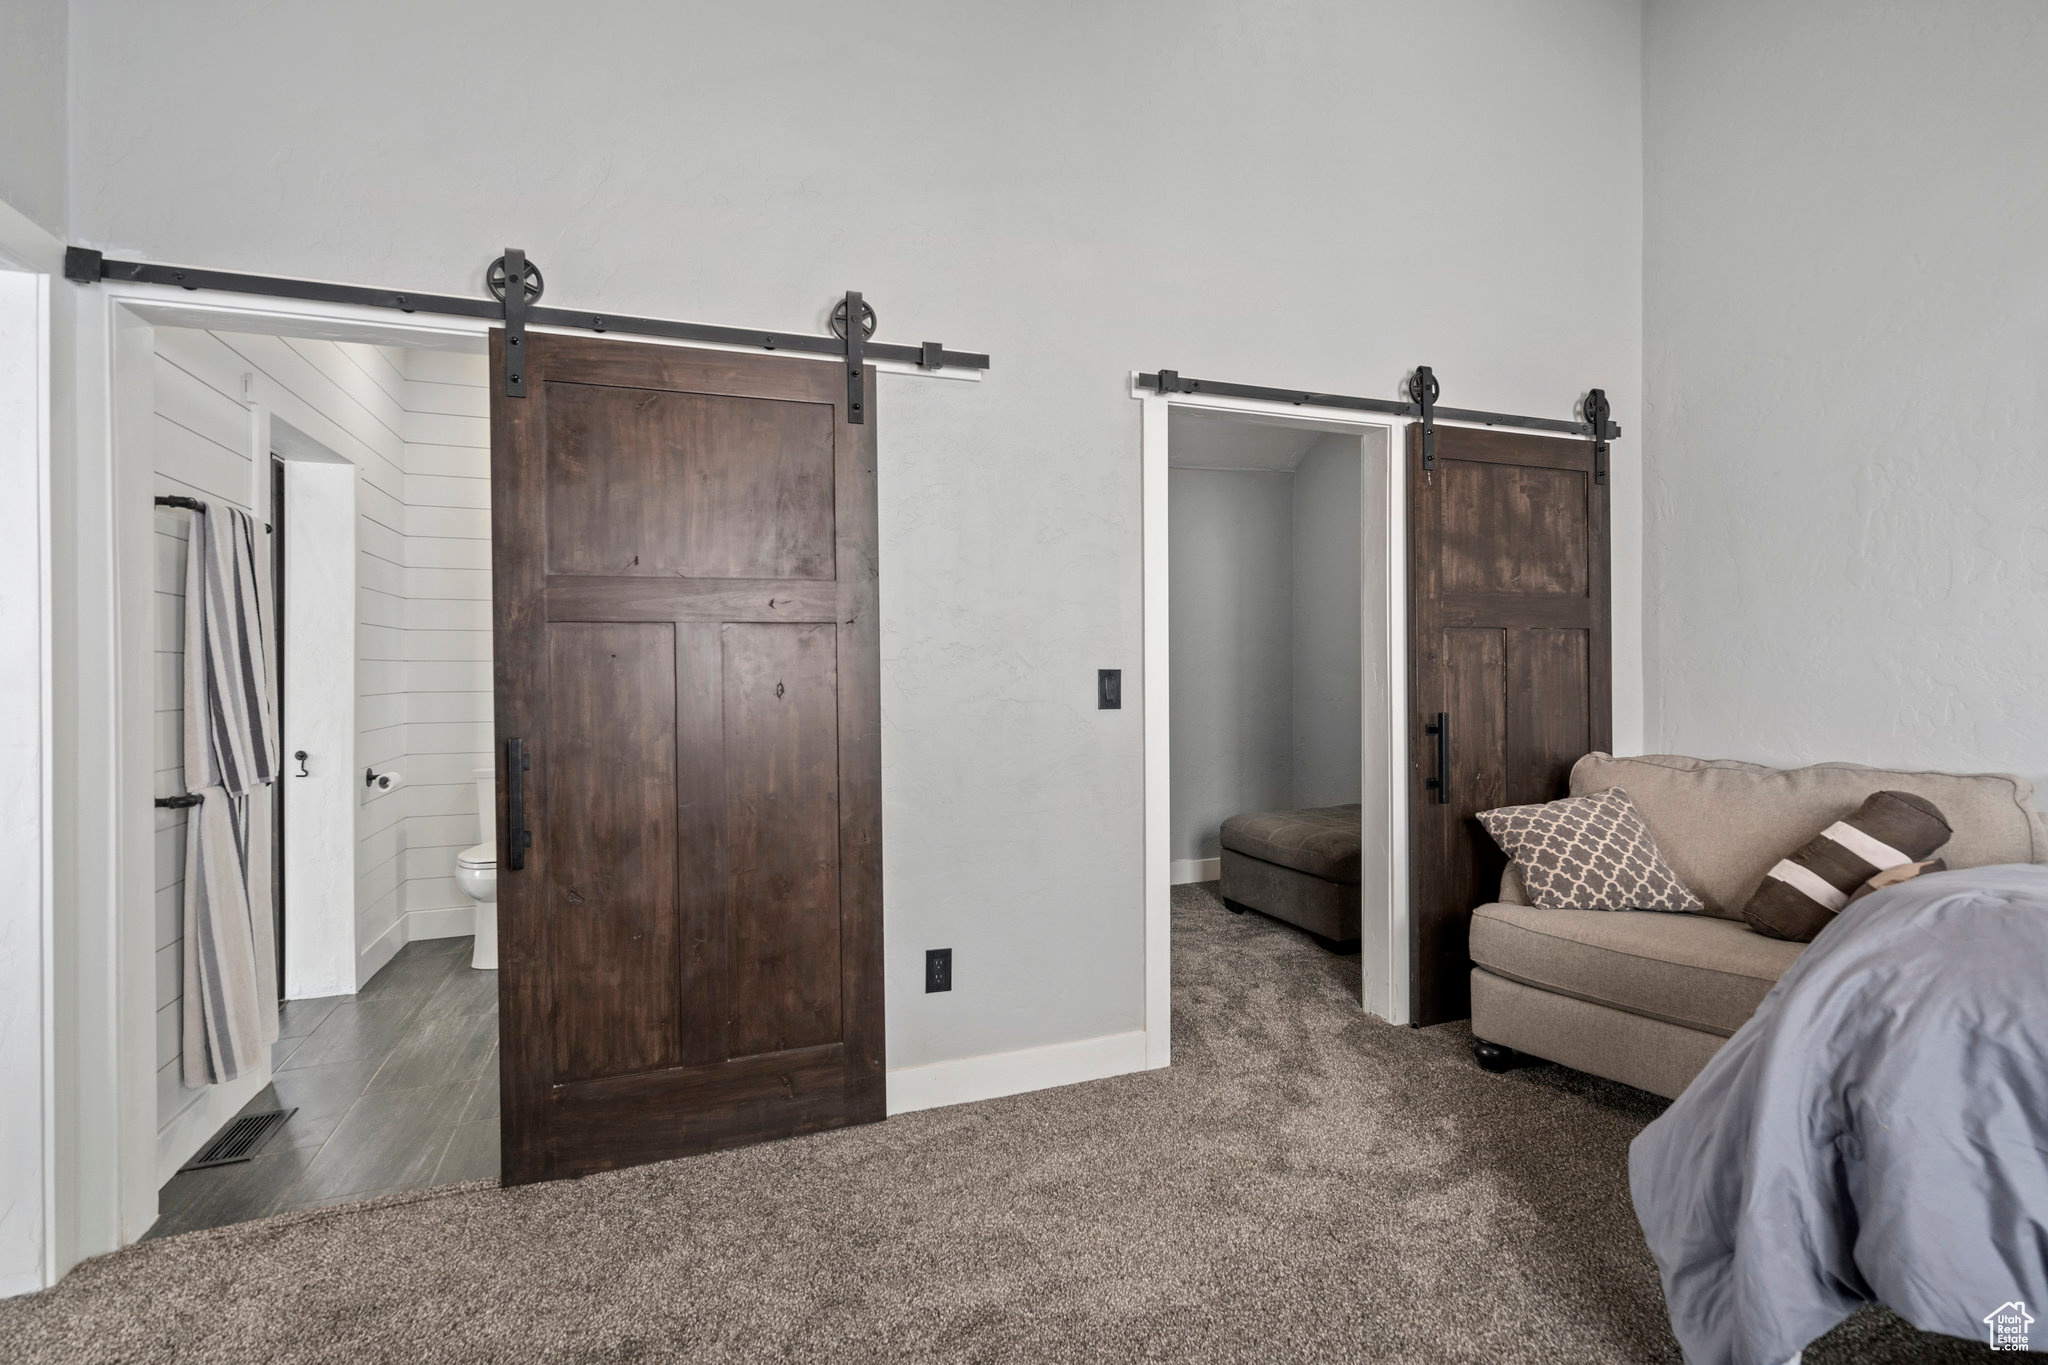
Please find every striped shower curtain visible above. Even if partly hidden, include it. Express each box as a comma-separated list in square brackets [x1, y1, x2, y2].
[180, 503, 281, 1086]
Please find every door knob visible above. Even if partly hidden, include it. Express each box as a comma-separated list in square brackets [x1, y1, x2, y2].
[293, 750, 309, 777]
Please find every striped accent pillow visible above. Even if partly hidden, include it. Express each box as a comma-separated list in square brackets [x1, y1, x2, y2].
[1742, 791, 1951, 941]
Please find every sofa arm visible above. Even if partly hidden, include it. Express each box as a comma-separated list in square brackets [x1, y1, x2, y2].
[1498, 864, 1531, 906]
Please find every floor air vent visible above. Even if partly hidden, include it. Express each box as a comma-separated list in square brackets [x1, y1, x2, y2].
[180, 1108, 298, 1171]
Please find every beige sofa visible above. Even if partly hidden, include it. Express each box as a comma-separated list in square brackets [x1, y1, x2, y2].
[1468, 753, 2048, 1099]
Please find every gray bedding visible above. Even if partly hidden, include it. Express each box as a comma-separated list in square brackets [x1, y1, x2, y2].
[1630, 864, 2048, 1364]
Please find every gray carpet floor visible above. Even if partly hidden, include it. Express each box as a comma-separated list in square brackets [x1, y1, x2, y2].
[0, 884, 1995, 1363]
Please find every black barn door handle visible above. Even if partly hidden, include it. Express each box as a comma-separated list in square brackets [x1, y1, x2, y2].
[1425, 713, 1449, 806]
[506, 737, 533, 871]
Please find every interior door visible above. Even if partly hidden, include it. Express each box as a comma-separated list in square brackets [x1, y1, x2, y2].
[490, 330, 884, 1184]
[1407, 423, 1610, 1026]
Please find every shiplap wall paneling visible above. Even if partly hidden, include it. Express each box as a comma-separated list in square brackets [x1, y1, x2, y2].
[148, 327, 262, 1143]
[398, 349, 491, 930]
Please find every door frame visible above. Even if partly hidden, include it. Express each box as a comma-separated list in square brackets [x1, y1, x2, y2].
[1135, 376, 1413, 1029]
[270, 427, 359, 1000]
[0, 198, 60, 1295]
[75, 277, 979, 1259]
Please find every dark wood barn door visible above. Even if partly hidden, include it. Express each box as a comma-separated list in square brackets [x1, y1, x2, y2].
[1408, 424, 1610, 1026]
[490, 331, 884, 1184]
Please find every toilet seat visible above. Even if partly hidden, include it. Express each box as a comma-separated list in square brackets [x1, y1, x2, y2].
[457, 842, 496, 871]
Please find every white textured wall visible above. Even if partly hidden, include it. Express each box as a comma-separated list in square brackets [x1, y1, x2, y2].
[72, 0, 1644, 1068]
[1169, 469, 1296, 862]
[1290, 436, 1362, 809]
[0, 0, 66, 234]
[1644, 0, 2048, 792]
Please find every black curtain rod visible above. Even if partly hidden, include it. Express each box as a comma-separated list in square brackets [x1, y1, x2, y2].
[1138, 371, 1621, 442]
[64, 247, 991, 374]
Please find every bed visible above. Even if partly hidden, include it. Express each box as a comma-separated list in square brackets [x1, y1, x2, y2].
[1629, 864, 2048, 1364]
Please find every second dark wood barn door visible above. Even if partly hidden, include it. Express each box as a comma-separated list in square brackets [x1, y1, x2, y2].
[491, 332, 884, 1184]
[1408, 424, 1610, 1026]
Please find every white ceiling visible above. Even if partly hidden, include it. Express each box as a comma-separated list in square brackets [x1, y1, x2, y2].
[1166, 408, 1352, 472]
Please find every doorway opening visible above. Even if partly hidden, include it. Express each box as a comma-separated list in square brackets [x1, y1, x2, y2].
[145, 325, 501, 1237]
[1168, 409, 1366, 943]
[1139, 382, 1408, 1040]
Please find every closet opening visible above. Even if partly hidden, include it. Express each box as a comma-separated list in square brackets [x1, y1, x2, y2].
[1168, 408, 1368, 957]
[1140, 384, 1407, 1043]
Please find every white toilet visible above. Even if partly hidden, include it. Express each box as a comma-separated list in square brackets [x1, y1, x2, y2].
[455, 765, 498, 970]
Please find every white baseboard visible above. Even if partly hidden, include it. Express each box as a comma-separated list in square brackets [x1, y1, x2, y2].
[354, 905, 477, 987]
[886, 1028, 1155, 1116]
[0, 1269, 44, 1299]
[155, 1064, 272, 1188]
[355, 918, 405, 988]
[401, 905, 476, 942]
[1171, 857, 1220, 885]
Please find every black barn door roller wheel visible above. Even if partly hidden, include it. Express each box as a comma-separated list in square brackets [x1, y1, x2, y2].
[828, 296, 878, 341]
[491, 249, 541, 398]
[485, 255, 545, 304]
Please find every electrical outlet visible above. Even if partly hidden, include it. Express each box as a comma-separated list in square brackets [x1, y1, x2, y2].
[926, 948, 952, 993]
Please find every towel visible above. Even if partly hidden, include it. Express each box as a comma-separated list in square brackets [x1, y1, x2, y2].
[180, 502, 281, 1086]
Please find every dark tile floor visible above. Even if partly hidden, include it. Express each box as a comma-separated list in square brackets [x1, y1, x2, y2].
[146, 936, 499, 1240]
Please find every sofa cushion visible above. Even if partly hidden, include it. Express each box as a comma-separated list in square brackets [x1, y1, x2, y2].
[1570, 753, 2047, 921]
[1219, 804, 1361, 884]
[1468, 901, 1805, 1037]
[1477, 787, 1703, 913]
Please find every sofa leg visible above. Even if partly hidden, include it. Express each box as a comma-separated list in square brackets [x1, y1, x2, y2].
[1222, 898, 1249, 915]
[1471, 1039, 1521, 1074]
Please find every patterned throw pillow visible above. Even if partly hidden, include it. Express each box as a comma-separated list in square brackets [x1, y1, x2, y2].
[1476, 787, 1704, 913]
[1743, 791, 1952, 941]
